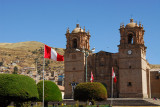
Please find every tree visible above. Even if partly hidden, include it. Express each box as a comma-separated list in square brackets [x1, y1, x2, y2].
[74, 82, 107, 102]
[13, 66, 18, 74]
[37, 80, 62, 107]
[0, 74, 39, 106]
[0, 62, 3, 66]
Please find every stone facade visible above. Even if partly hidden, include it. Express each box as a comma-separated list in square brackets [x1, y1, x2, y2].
[150, 69, 160, 98]
[64, 19, 152, 99]
[118, 19, 150, 98]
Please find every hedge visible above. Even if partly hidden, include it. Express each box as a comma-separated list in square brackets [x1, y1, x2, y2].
[74, 82, 107, 101]
[0, 74, 39, 106]
[37, 80, 62, 106]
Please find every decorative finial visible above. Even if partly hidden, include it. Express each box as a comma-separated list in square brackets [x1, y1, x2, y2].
[84, 26, 85, 32]
[66, 27, 70, 33]
[76, 24, 80, 28]
[122, 24, 124, 28]
[130, 18, 134, 23]
[120, 23, 122, 28]
[80, 27, 81, 32]
[136, 21, 138, 26]
[139, 22, 141, 27]
[87, 30, 90, 35]
[122, 22, 124, 28]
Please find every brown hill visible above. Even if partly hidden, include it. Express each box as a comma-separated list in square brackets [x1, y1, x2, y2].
[150, 64, 160, 69]
[0, 41, 64, 74]
[0, 41, 44, 50]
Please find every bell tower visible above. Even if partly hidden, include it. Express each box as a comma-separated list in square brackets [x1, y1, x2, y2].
[118, 19, 149, 98]
[66, 24, 90, 50]
[64, 24, 90, 98]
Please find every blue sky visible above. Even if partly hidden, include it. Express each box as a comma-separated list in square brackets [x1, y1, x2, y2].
[0, 0, 160, 64]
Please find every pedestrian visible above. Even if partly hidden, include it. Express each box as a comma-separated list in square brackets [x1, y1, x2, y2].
[58, 102, 60, 105]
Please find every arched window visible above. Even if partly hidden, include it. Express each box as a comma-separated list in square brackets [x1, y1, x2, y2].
[73, 39, 77, 48]
[128, 34, 133, 44]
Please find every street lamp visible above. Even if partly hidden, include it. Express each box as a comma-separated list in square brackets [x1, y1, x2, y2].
[76, 47, 95, 82]
[71, 81, 78, 99]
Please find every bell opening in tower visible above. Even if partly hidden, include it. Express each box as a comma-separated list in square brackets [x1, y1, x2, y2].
[128, 34, 133, 44]
[73, 39, 77, 48]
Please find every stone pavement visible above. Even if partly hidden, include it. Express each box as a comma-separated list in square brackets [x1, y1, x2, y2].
[62, 98, 160, 106]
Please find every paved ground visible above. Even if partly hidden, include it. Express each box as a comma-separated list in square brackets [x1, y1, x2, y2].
[8, 98, 160, 106]
[63, 98, 160, 106]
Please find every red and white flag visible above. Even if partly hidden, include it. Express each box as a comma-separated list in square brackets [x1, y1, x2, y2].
[44, 45, 64, 61]
[90, 71, 94, 83]
[112, 67, 117, 83]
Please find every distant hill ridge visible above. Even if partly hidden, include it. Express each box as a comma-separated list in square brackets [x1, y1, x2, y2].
[0, 41, 64, 53]
[0, 41, 45, 50]
[150, 64, 160, 69]
[0, 41, 159, 69]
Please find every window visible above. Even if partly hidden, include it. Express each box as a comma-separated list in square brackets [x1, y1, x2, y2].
[127, 82, 132, 86]
[73, 39, 77, 48]
[72, 67, 76, 70]
[156, 76, 159, 79]
[128, 34, 133, 44]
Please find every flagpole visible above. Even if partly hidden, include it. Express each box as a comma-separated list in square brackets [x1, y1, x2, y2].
[111, 75, 113, 106]
[111, 68, 113, 106]
[36, 60, 38, 106]
[43, 58, 45, 107]
[43, 46, 45, 107]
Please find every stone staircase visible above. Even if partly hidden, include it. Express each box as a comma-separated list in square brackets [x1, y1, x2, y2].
[144, 98, 160, 106]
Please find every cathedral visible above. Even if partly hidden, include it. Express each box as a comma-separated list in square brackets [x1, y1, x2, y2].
[64, 19, 152, 99]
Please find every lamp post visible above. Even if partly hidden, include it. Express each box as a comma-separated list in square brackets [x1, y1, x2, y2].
[71, 81, 78, 99]
[76, 47, 95, 82]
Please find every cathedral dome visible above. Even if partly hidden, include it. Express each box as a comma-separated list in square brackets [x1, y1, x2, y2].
[125, 19, 138, 28]
[72, 24, 84, 33]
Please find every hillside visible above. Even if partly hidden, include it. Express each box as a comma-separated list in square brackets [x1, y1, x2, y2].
[0, 41, 64, 74]
[0, 41, 44, 50]
[0, 41, 159, 74]
[150, 64, 160, 69]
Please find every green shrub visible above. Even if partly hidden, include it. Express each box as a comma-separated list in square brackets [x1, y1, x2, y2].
[37, 80, 62, 106]
[13, 66, 18, 74]
[0, 62, 3, 66]
[74, 82, 107, 102]
[0, 74, 39, 106]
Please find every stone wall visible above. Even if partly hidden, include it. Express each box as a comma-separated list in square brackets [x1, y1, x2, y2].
[150, 69, 160, 98]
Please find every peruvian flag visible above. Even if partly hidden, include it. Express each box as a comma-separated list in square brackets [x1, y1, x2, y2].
[44, 45, 64, 61]
[90, 71, 94, 83]
[112, 67, 117, 83]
